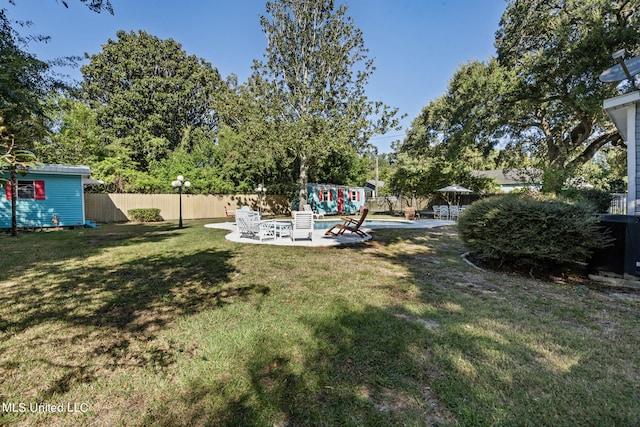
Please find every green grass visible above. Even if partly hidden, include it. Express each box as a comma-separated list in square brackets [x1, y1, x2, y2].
[0, 220, 639, 426]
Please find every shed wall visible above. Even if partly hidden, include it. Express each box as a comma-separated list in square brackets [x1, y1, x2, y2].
[307, 184, 364, 215]
[0, 173, 85, 228]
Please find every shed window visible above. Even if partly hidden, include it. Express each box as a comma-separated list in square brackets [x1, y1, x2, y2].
[320, 189, 332, 202]
[18, 181, 35, 199]
[5, 180, 45, 200]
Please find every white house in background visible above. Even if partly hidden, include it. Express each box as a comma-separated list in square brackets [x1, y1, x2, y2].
[473, 169, 593, 193]
[472, 169, 540, 193]
[364, 180, 384, 198]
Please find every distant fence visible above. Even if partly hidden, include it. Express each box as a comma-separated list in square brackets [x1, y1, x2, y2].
[94, 191, 603, 223]
[365, 194, 481, 213]
[85, 193, 290, 223]
[609, 193, 627, 215]
[365, 196, 402, 213]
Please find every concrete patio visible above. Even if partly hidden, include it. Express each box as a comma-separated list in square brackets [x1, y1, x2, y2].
[204, 218, 455, 247]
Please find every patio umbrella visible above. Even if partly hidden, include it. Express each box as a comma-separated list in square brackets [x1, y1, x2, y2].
[437, 184, 472, 205]
[437, 184, 472, 193]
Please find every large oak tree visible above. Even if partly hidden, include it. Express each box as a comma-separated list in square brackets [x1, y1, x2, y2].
[81, 30, 224, 173]
[0, 9, 52, 146]
[401, 0, 640, 193]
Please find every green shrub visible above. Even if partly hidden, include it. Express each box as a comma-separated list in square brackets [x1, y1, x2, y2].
[458, 194, 609, 271]
[561, 187, 614, 214]
[128, 208, 162, 222]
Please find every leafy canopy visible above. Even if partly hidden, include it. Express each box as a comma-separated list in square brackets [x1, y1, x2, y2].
[400, 0, 640, 193]
[0, 8, 53, 147]
[253, 0, 400, 204]
[81, 30, 224, 172]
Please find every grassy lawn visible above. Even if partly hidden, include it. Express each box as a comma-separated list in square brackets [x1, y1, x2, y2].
[0, 220, 639, 426]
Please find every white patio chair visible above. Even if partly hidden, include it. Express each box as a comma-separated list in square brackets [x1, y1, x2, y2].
[235, 209, 261, 238]
[303, 203, 324, 219]
[258, 220, 277, 241]
[449, 205, 460, 221]
[291, 211, 314, 241]
[438, 205, 449, 220]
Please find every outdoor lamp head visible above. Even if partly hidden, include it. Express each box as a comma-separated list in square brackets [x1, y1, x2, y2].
[172, 180, 180, 188]
[184, 181, 191, 188]
[177, 175, 184, 182]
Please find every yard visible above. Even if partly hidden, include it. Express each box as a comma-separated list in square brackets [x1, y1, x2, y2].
[0, 220, 639, 426]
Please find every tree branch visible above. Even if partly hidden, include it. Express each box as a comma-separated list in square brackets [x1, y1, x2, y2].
[567, 130, 623, 170]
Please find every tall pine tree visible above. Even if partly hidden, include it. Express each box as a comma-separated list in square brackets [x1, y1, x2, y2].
[253, 0, 400, 205]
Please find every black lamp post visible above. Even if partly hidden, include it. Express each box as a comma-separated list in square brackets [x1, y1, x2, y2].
[172, 175, 191, 229]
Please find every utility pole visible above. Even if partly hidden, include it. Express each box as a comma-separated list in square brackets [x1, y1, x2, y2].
[375, 155, 379, 197]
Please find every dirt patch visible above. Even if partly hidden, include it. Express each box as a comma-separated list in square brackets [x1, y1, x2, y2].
[465, 252, 640, 304]
[394, 313, 440, 330]
[602, 288, 640, 302]
[373, 386, 456, 426]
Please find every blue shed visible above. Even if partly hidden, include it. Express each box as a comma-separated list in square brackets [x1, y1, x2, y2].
[0, 164, 98, 229]
[307, 183, 365, 216]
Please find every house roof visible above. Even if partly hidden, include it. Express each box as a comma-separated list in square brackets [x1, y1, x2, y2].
[603, 90, 640, 141]
[32, 164, 92, 176]
[3, 163, 93, 177]
[308, 182, 364, 190]
[473, 169, 593, 189]
[3, 164, 102, 185]
[82, 178, 104, 185]
[365, 180, 384, 189]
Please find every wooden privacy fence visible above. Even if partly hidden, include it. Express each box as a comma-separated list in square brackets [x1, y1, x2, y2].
[85, 193, 291, 223]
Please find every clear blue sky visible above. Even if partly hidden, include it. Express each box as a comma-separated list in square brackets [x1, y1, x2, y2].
[5, 0, 507, 153]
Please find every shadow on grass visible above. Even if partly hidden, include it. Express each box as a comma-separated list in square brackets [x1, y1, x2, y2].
[126, 225, 640, 425]
[1, 247, 239, 335]
[0, 223, 179, 278]
[143, 304, 453, 426]
[0, 223, 272, 401]
[5, 223, 638, 425]
[361, 226, 640, 426]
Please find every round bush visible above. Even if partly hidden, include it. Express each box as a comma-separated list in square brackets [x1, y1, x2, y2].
[458, 194, 608, 270]
[127, 208, 162, 222]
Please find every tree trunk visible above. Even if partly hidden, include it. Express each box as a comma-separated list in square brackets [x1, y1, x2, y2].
[10, 168, 17, 237]
[298, 152, 309, 209]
